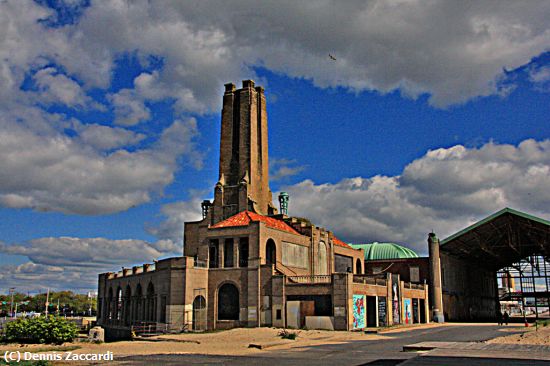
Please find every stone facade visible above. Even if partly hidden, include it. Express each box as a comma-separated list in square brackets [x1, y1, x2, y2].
[97, 81, 429, 339]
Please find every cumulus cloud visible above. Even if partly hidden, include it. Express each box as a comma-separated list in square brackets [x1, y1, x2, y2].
[146, 195, 204, 244]
[109, 89, 151, 126]
[0, 236, 181, 292]
[33, 67, 99, 109]
[282, 139, 550, 254]
[0, 113, 200, 215]
[75, 123, 146, 150]
[2, 1, 549, 114]
[270, 158, 306, 181]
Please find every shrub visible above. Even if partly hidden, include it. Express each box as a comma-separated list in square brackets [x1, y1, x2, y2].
[3, 316, 78, 345]
[278, 329, 298, 340]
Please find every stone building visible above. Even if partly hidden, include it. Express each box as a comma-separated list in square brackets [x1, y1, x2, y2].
[97, 80, 430, 339]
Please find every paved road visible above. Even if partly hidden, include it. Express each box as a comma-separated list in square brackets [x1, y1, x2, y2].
[112, 325, 527, 366]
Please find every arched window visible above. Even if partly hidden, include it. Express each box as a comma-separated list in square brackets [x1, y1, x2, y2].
[116, 287, 123, 321]
[318, 241, 328, 275]
[266, 239, 276, 265]
[356, 258, 362, 274]
[218, 283, 239, 320]
[107, 287, 113, 321]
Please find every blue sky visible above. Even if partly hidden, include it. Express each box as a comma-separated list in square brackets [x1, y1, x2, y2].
[0, 1, 549, 293]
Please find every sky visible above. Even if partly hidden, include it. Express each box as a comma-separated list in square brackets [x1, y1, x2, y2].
[0, 0, 549, 293]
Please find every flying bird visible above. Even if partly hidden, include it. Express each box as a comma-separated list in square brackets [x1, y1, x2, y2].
[329, 53, 336, 61]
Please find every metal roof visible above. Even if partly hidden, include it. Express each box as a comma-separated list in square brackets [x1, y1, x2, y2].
[350, 242, 419, 260]
[440, 207, 550, 271]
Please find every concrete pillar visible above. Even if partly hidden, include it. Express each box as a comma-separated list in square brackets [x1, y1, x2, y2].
[428, 232, 445, 322]
[386, 272, 393, 326]
[233, 239, 239, 268]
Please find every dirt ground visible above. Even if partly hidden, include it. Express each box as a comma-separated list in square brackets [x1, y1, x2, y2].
[487, 324, 550, 346]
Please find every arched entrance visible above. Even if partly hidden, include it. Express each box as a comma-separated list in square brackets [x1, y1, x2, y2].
[135, 284, 142, 322]
[356, 258, 362, 274]
[124, 285, 132, 326]
[193, 295, 207, 330]
[266, 239, 276, 265]
[218, 283, 239, 320]
[146, 282, 155, 322]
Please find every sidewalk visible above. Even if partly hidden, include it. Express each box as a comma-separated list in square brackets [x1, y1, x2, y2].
[402, 341, 550, 365]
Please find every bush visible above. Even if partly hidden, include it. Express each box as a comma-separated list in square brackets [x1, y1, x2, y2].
[278, 329, 298, 340]
[3, 316, 78, 345]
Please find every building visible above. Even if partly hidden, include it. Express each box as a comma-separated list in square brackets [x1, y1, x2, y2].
[97, 80, 430, 339]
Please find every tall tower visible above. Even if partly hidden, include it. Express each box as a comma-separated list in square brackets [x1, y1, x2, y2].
[210, 80, 276, 224]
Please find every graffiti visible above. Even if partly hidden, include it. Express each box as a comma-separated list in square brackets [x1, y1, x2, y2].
[353, 294, 366, 329]
[404, 298, 412, 324]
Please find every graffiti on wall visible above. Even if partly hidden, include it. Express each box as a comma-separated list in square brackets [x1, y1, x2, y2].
[352, 294, 366, 329]
[404, 298, 412, 324]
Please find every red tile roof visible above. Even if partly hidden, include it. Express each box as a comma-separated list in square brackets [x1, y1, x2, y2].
[333, 237, 352, 249]
[211, 211, 300, 235]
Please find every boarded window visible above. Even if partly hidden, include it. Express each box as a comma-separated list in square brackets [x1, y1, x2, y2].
[410, 266, 420, 283]
[335, 254, 352, 273]
[282, 242, 308, 268]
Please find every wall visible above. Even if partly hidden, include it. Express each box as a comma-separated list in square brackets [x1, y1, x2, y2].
[364, 257, 430, 283]
[440, 252, 497, 320]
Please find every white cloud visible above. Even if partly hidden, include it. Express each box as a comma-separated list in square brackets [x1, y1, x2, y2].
[2, 0, 549, 116]
[109, 89, 151, 126]
[283, 139, 550, 254]
[0, 113, 200, 215]
[33, 67, 98, 109]
[0, 236, 181, 292]
[270, 158, 306, 181]
[146, 195, 204, 244]
[75, 123, 146, 150]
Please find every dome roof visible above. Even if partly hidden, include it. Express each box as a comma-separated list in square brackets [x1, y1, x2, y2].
[350, 242, 418, 260]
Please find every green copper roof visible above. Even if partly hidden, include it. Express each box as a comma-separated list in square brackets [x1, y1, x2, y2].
[350, 242, 419, 260]
[441, 207, 550, 246]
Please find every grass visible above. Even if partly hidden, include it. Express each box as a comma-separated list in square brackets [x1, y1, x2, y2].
[0, 345, 80, 353]
[278, 329, 299, 340]
[535, 319, 550, 328]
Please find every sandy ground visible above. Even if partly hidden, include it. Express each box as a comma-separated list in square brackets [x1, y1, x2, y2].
[74, 327, 385, 356]
[0, 324, 440, 362]
[487, 324, 550, 346]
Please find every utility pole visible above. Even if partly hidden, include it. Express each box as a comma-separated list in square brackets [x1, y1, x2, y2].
[45, 288, 50, 316]
[9, 287, 15, 318]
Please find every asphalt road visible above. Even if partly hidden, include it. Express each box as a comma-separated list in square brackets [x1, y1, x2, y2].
[112, 325, 527, 366]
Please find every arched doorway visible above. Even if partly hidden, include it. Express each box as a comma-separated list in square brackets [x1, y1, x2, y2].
[146, 282, 155, 322]
[135, 284, 142, 322]
[193, 295, 207, 330]
[266, 239, 276, 265]
[218, 283, 239, 320]
[356, 258, 362, 274]
[124, 285, 132, 326]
